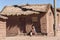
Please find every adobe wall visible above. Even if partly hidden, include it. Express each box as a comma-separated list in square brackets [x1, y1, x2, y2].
[57, 12, 60, 31]
[0, 18, 6, 37]
[40, 13, 47, 34]
[47, 8, 54, 36]
[56, 11, 60, 36]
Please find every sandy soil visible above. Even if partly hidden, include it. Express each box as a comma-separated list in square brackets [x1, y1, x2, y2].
[0, 31, 60, 40]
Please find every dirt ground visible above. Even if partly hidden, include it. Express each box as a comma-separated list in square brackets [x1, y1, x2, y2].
[0, 36, 60, 40]
[0, 31, 60, 40]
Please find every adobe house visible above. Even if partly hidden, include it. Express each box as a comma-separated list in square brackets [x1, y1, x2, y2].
[0, 4, 54, 37]
[0, 15, 7, 37]
[56, 9, 60, 32]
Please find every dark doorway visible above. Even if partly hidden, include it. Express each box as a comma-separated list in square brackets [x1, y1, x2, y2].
[32, 22, 41, 33]
[19, 17, 26, 33]
[32, 16, 41, 33]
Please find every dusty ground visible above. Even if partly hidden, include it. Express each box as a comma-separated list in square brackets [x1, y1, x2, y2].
[0, 32, 60, 40]
[0, 35, 60, 40]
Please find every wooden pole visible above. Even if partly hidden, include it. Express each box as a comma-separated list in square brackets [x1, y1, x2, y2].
[54, 0, 57, 36]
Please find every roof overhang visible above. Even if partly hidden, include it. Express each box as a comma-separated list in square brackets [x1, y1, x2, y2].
[0, 15, 8, 19]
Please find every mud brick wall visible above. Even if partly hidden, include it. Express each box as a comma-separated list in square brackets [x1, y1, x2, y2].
[40, 13, 47, 34]
[57, 12, 60, 31]
[47, 8, 54, 36]
[0, 20, 6, 37]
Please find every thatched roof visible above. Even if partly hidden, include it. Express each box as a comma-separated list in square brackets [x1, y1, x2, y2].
[0, 4, 52, 16]
[57, 8, 60, 12]
[0, 15, 8, 19]
[56, 8, 60, 15]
